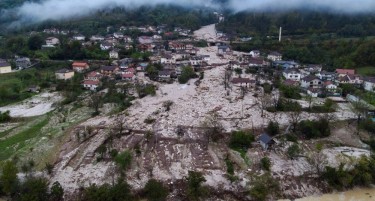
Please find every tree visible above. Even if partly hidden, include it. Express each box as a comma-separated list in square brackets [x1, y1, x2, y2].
[50, 181, 64, 201]
[114, 150, 132, 173]
[305, 94, 313, 110]
[144, 179, 169, 201]
[186, 171, 207, 201]
[234, 68, 243, 76]
[201, 112, 224, 143]
[89, 93, 103, 116]
[287, 107, 303, 132]
[287, 143, 300, 159]
[249, 173, 280, 201]
[260, 157, 271, 171]
[28, 34, 44, 50]
[178, 66, 196, 84]
[258, 93, 271, 117]
[0, 160, 19, 195]
[229, 130, 255, 151]
[266, 121, 280, 136]
[19, 177, 49, 201]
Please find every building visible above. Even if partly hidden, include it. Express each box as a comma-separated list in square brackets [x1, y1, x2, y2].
[158, 70, 172, 81]
[0, 61, 11, 74]
[231, 78, 256, 88]
[72, 62, 90, 72]
[307, 88, 319, 98]
[267, 51, 282, 61]
[46, 37, 60, 46]
[100, 66, 119, 76]
[217, 45, 231, 55]
[83, 80, 100, 91]
[301, 75, 322, 88]
[73, 34, 85, 41]
[258, 134, 275, 150]
[138, 36, 153, 44]
[86, 71, 102, 81]
[364, 77, 375, 92]
[121, 72, 135, 81]
[90, 35, 105, 41]
[283, 69, 301, 81]
[323, 81, 338, 92]
[55, 69, 74, 80]
[249, 50, 260, 58]
[109, 49, 119, 59]
[336, 69, 355, 77]
[15, 57, 31, 69]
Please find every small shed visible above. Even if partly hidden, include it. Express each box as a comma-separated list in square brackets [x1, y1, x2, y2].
[258, 134, 275, 150]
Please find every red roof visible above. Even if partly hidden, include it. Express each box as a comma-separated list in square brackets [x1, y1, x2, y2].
[126, 68, 135, 73]
[324, 81, 334, 86]
[336, 69, 355, 75]
[122, 73, 134, 78]
[73, 62, 89, 68]
[83, 80, 100, 85]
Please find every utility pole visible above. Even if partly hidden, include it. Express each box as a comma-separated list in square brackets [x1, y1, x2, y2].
[279, 27, 282, 42]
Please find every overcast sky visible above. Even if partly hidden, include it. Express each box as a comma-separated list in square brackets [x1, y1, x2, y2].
[5, 0, 375, 23]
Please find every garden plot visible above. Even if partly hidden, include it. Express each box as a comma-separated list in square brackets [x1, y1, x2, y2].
[0, 92, 62, 117]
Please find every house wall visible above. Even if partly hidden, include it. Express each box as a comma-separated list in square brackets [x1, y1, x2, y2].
[56, 72, 74, 80]
[0, 66, 12, 74]
[364, 81, 375, 92]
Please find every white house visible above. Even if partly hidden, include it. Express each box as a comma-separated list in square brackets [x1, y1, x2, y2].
[83, 80, 100, 91]
[109, 50, 119, 59]
[364, 77, 375, 92]
[323, 81, 338, 92]
[138, 36, 153, 44]
[301, 75, 322, 89]
[160, 54, 174, 64]
[73, 34, 85, 41]
[100, 42, 113, 50]
[46, 37, 60, 46]
[267, 51, 282, 61]
[113, 32, 124, 39]
[249, 50, 260, 58]
[0, 61, 11, 74]
[282, 69, 301, 81]
[90, 35, 105, 41]
[307, 88, 319, 98]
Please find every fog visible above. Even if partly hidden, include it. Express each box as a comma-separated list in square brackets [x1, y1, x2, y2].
[3, 0, 375, 24]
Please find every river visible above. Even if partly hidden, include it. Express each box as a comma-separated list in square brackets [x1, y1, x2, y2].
[280, 187, 375, 201]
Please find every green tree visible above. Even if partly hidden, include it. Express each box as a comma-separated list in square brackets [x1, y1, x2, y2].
[287, 143, 300, 159]
[28, 34, 44, 50]
[178, 66, 196, 84]
[114, 150, 132, 172]
[187, 171, 207, 201]
[50, 181, 64, 201]
[249, 173, 280, 201]
[144, 179, 169, 201]
[19, 177, 49, 201]
[260, 157, 271, 171]
[266, 121, 279, 136]
[229, 130, 255, 151]
[0, 160, 19, 195]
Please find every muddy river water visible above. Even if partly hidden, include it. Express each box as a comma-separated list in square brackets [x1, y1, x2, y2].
[279, 187, 375, 201]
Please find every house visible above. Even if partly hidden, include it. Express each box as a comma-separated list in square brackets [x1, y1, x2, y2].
[158, 70, 172, 81]
[249, 50, 260, 58]
[258, 134, 275, 150]
[273, 60, 300, 69]
[301, 75, 322, 88]
[138, 36, 153, 44]
[231, 78, 256, 87]
[169, 42, 186, 51]
[316, 71, 336, 81]
[217, 45, 231, 55]
[73, 34, 85, 41]
[137, 63, 148, 72]
[123, 36, 133, 43]
[124, 43, 133, 50]
[190, 56, 204, 66]
[248, 58, 269, 67]
[283, 69, 301, 81]
[347, 74, 363, 84]
[152, 35, 162, 40]
[100, 66, 119, 76]
[55, 69, 74, 80]
[72, 62, 90, 72]
[364, 77, 375, 92]
[83, 80, 100, 91]
[90, 35, 105, 41]
[15, 57, 31, 69]
[100, 42, 113, 50]
[137, 44, 154, 52]
[336, 69, 355, 77]
[113, 32, 124, 39]
[161, 54, 174, 64]
[86, 71, 102, 81]
[0, 61, 11, 74]
[109, 49, 119, 59]
[323, 81, 338, 92]
[307, 87, 319, 98]
[267, 51, 282, 61]
[46, 37, 60, 46]
[283, 79, 299, 87]
[121, 72, 135, 81]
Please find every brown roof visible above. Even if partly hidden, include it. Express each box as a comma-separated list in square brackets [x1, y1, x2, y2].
[231, 78, 256, 84]
[83, 80, 100, 85]
[72, 62, 89, 68]
[336, 69, 355, 75]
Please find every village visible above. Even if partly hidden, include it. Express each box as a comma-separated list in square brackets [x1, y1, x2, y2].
[0, 22, 375, 201]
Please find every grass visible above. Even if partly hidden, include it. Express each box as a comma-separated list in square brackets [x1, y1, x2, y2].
[0, 116, 49, 160]
[357, 66, 375, 76]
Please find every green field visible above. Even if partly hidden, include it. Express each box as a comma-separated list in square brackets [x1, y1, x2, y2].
[356, 66, 375, 76]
